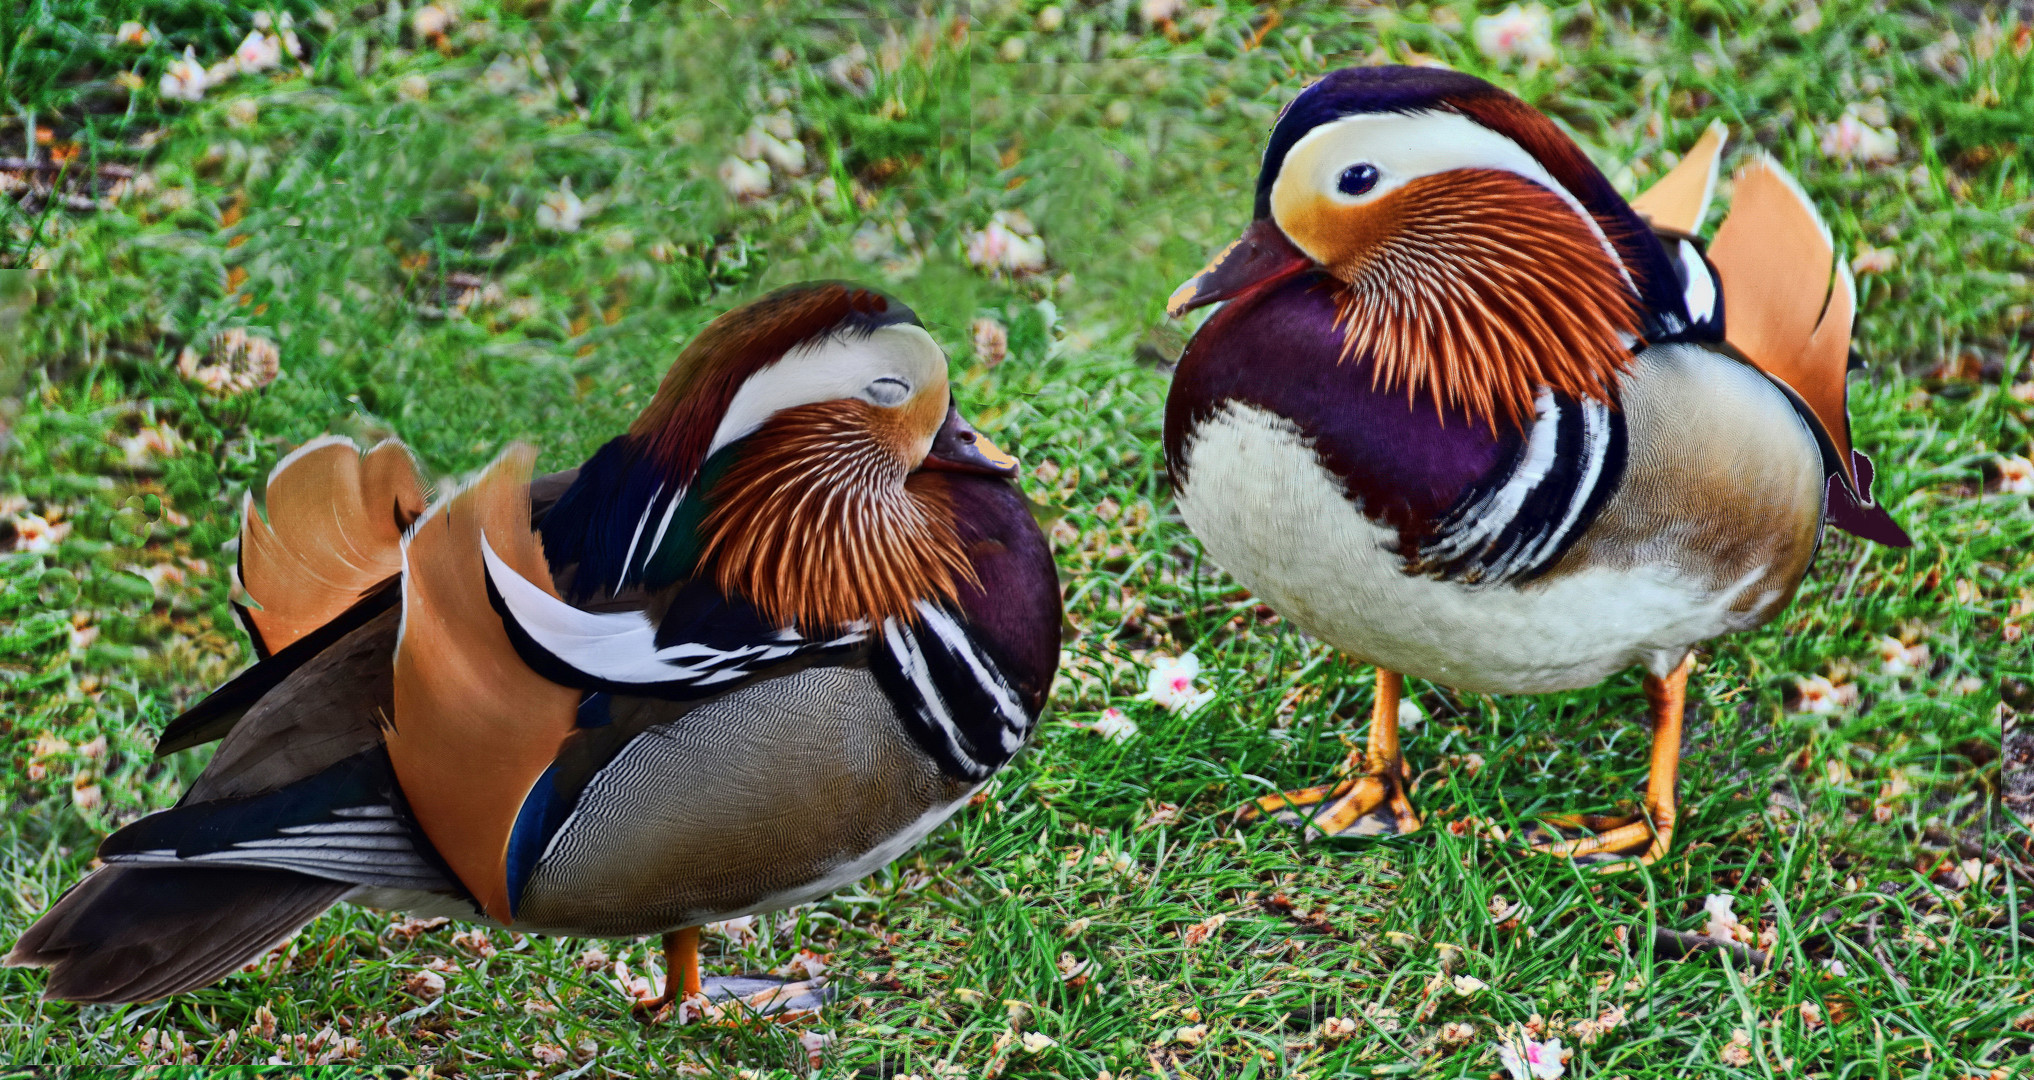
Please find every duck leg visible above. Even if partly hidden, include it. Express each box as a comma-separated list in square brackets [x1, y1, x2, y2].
[1528, 654, 1690, 868]
[1245, 669, 1422, 838]
[634, 925, 833, 1023]
[633, 926, 703, 1017]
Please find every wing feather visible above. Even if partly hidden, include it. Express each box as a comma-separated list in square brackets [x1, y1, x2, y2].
[1707, 154, 1859, 490]
[389, 444, 579, 924]
[1629, 119, 1728, 234]
[238, 437, 427, 653]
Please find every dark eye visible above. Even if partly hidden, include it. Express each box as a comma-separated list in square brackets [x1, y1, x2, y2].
[1337, 163, 1380, 197]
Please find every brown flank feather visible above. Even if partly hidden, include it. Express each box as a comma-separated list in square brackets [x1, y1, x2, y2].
[1330, 169, 1640, 431]
[696, 399, 973, 631]
[238, 437, 427, 653]
[630, 283, 898, 484]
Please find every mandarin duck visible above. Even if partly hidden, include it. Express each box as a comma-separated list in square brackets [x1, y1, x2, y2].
[8, 282, 1060, 1008]
[1162, 67, 1909, 865]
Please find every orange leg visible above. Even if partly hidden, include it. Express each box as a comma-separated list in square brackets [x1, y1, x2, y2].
[632, 926, 702, 1017]
[1529, 654, 1691, 869]
[1244, 669, 1421, 838]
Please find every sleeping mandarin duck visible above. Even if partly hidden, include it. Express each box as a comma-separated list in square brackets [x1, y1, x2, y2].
[1162, 67, 1910, 865]
[7, 282, 1060, 1007]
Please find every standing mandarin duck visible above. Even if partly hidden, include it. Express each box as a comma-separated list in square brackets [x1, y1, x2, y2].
[1163, 67, 1909, 865]
[7, 282, 1060, 1008]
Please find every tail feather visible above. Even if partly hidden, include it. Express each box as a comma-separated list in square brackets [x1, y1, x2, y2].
[7, 865, 347, 1004]
[1630, 119, 1728, 234]
[239, 437, 427, 655]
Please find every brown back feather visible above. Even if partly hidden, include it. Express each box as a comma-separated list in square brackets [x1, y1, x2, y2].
[388, 444, 579, 924]
[237, 437, 427, 653]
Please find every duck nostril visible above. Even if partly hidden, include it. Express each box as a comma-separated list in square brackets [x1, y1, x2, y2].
[960, 432, 977, 444]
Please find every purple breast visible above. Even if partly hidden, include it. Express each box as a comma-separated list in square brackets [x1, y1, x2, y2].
[1163, 273, 1517, 543]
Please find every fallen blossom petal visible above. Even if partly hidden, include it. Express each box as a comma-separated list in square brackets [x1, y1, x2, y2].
[116, 22, 151, 47]
[1498, 1034, 1568, 1080]
[1138, 652, 1204, 712]
[1997, 455, 2034, 494]
[160, 47, 210, 102]
[535, 181, 586, 234]
[1819, 112, 1899, 163]
[718, 156, 772, 201]
[234, 31, 283, 74]
[964, 211, 1048, 275]
[1083, 707, 1139, 743]
[412, 4, 454, 37]
[1473, 4, 1556, 66]
[1850, 245, 1897, 275]
[1020, 1032, 1057, 1053]
[1451, 974, 1488, 997]
[704, 915, 757, 945]
[1703, 893, 1742, 944]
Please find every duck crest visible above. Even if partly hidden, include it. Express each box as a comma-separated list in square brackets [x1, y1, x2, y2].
[1260, 67, 1686, 333]
[695, 398, 974, 631]
[541, 283, 924, 605]
[630, 283, 908, 483]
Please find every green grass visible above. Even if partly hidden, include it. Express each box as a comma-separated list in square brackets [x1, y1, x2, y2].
[3, 0, 2032, 1075]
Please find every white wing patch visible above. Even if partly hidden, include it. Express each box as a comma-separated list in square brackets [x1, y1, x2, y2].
[482, 537, 865, 687]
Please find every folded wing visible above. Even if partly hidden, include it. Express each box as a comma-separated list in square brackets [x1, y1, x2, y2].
[389, 444, 581, 924]
[237, 436, 427, 655]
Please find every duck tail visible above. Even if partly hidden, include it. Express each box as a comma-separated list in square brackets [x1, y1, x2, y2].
[1708, 154, 1910, 546]
[4, 865, 348, 1003]
[236, 435, 430, 657]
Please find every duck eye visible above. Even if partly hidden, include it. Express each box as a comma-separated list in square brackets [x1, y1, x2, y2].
[864, 376, 911, 407]
[1337, 163, 1380, 197]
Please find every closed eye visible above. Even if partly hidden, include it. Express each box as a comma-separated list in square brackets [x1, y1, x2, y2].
[863, 376, 912, 407]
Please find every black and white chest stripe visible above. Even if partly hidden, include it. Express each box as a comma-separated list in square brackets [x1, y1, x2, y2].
[868, 601, 1037, 782]
[1409, 387, 1628, 587]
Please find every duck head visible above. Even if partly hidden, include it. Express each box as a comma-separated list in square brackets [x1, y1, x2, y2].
[1170, 66, 1682, 432]
[550, 282, 1017, 628]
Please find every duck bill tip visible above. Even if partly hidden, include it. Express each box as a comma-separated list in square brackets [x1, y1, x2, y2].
[1165, 219, 1313, 318]
[921, 405, 1019, 478]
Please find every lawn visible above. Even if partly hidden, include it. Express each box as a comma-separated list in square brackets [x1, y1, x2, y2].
[2, 0, 2032, 1076]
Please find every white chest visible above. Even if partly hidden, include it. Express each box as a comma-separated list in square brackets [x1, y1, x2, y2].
[1174, 402, 1767, 693]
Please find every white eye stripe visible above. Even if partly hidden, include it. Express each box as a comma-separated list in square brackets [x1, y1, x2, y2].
[1272, 110, 1631, 287]
[706, 323, 947, 458]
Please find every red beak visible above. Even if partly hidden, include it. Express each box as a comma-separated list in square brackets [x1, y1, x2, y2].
[920, 403, 1019, 478]
[1166, 218, 1315, 318]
